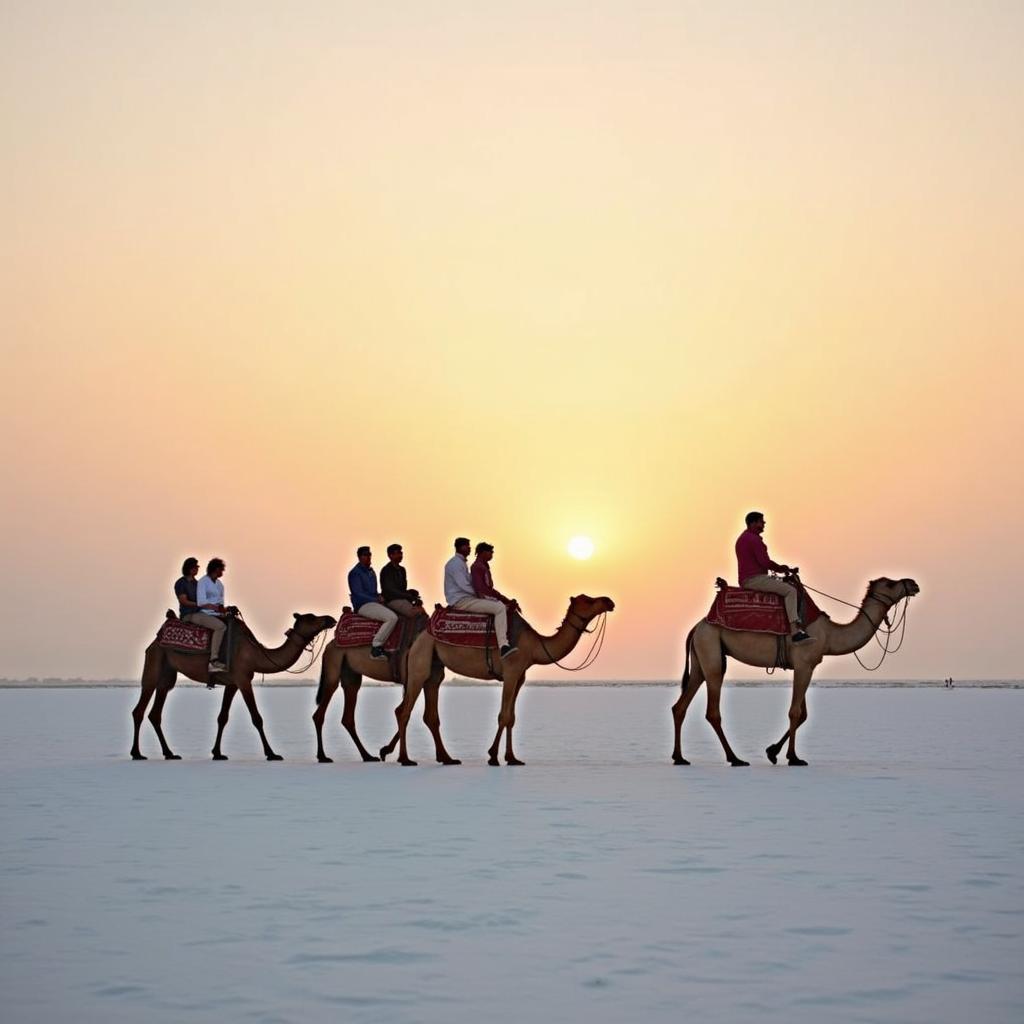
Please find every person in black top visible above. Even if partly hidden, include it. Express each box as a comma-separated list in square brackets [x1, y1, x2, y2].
[380, 543, 424, 619]
[174, 557, 201, 621]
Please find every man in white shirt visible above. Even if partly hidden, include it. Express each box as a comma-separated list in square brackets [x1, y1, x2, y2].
[442, 537, 515, 658]
[194, 557, 229, 671]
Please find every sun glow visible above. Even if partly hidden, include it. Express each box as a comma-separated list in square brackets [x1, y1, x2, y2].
[568, 536, 595, 560]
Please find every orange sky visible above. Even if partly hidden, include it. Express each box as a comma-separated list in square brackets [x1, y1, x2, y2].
[2, 2, 1022, 679]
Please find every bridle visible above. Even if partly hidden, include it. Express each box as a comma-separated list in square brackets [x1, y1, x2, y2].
[536, 605, 609, 672]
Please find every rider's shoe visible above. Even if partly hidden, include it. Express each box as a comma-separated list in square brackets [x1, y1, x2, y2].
[370, 645, 386, 660]
[791, 631, 813, 644]
[209, 660, 228, 672]
[500, 644, 518, 658]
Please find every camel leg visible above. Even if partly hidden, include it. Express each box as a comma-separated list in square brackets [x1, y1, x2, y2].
[487, 673, 521, 766]
[237, 681, 281, 761]
[423, 682, 460, 765]
[395, 676, 426, 766]
[704, 670, 749, 767]
[342, 682, 380, 762]
[312, 679, 339, 763]
[379, 725, 400, 763]
[766, 699, 807, 764]
[671, 660, 706, 765]
[504, 676, 528, 766]
[147, 677, 181, 760]
[212, 684, 237, 760]
[785, 670, 813, 766]
[130, 678, 157, 760]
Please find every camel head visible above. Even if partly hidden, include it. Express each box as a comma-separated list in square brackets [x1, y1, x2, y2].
[290, 612, 338, 639]
[866, 578, 920, 606]
[568, 594, 616, 621]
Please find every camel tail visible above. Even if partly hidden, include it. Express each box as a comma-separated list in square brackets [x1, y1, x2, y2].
[680, 625, 697, 694]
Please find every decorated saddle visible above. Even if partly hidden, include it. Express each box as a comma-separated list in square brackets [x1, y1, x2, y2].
[334, 610, 403, 651]
[706, 586, 823, 635]
[157, 617, 213, 653]
[428, 606, 525, 649]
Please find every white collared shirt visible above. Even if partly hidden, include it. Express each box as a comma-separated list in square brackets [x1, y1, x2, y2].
[443, 554, 475, 606]
[197, 575, 225, 615]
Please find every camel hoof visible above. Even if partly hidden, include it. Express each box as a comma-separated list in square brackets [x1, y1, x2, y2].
[398, 758, 418, 767]
[505, 757, 525, 766]
[361, 754, 381, 763]
[766, 745, 780, 765]
[163, 753, 182, 761]
[672, 756, 690, 766]
[130, 752, 147, 761]
[266, 753, 284, 762]
[487, 755, 500, 766]
[730, 759, 750, 767]
[438, 758, 462, 766]
[317, 754, 334, 764]
[212, 753, 228, 761]
[787, 755, 808, 766]
[378, 747, 390, 762]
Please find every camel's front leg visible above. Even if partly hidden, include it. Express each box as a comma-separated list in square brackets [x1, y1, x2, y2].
[148, 681, 181, 760]
[423, 682, 460, 765]
[395, 677, 426, 766]
[488, 673, 520, 766]
[342, 682, 380, 762]
[766, 699, 807, 764]
[212, 684, 238, 759]
[503, 676, 528, 766]
[704, 670, 749, 767]
[236, 680, 281, 760]
[785, 670, 813, 766]
[671, 660, 706, 765]
[312, 679, 339, 763]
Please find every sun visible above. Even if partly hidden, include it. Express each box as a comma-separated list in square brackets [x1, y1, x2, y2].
[567, 535, 595, 560]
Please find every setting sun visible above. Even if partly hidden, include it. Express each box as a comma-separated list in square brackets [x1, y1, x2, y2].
[568, 536, 595, 560]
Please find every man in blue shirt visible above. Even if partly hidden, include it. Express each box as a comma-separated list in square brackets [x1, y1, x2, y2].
[174, 557, 201, 620]
[347, 546, 396, 659]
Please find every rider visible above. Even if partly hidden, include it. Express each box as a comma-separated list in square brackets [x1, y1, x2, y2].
[736, 512, 812, 644]
[194, 557, 230, 670]
[380, 543, 425, 619]
[174, 557, 201, 621]
[348, 546, 397, 660]
[443, 537, 517, 658]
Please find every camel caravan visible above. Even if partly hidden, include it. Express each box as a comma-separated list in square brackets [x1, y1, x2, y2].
[131, 516, 917, 767]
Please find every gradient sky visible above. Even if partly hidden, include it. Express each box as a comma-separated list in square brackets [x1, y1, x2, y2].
[2, 1, 1022, 680]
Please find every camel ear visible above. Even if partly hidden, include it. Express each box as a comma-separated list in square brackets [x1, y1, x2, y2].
[293, 612, 300, 621]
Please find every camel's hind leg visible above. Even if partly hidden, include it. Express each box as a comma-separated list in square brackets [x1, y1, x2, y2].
[312, 678, 339, 763]
[671, 660, 706, 765]
[342, 681, 380, 762]
[147, 666, 181, 760]
[703, 666, 749, 767]
[423, 682, 460, 765]
[212, 684, 237, 760]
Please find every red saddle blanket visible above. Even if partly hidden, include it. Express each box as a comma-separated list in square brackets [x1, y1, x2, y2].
[157, 619, 211, 653]
[706, 587, 822, 635]
[428, 607, 499, 648]
[334, 611, 402, 651]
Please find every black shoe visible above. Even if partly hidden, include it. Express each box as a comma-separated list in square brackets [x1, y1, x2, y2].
[370, 645, 386, 660]
[500, 644, 517, 658]
[791, 631, 812, 644]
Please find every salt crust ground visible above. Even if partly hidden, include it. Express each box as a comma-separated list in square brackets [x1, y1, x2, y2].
[1, 687, 1021, 1024]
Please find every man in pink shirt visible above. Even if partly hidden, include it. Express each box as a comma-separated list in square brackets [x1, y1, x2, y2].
[470, 542, 521, 657]
[736, 512, 812, 644]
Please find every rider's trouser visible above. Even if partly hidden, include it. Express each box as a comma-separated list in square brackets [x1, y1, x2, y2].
[741, 575, 800, 627]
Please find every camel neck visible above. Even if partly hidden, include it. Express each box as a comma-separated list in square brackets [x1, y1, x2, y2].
[251, 629, 306, 672]
[533, 612, 589, 665]
[825, 594, 891, 656]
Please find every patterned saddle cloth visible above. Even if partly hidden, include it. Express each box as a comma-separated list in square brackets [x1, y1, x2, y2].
[428, 607, 525, 649]
[157, 618, 212, 653]
[706, 586, 822, 635]
[334, 610, 403, 651]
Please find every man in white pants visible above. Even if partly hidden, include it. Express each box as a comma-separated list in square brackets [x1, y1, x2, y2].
[348, 546, 397, 659]
[443, 537, 517, 658]
[194, 557, 230, 671]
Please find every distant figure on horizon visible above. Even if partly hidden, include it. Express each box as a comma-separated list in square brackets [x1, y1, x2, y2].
[348, 546, 397, 660]
[443, 537, 517, 659]
[174, 557, 201, 621]
[380, 542, 425, 619]
[195, 558, 229, 671]
[736, 512, 812, 645]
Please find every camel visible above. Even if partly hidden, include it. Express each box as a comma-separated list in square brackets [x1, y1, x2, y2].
[671, 577, 919, 766]
[312, 625, 444, 764]
[130, 611, 337, 761]
[384, 594, 615, 766]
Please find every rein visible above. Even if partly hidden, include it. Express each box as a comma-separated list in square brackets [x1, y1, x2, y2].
[800, 580, 912, 671]
[536, 611, 608, 672]
[253, 624, 331, 679]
